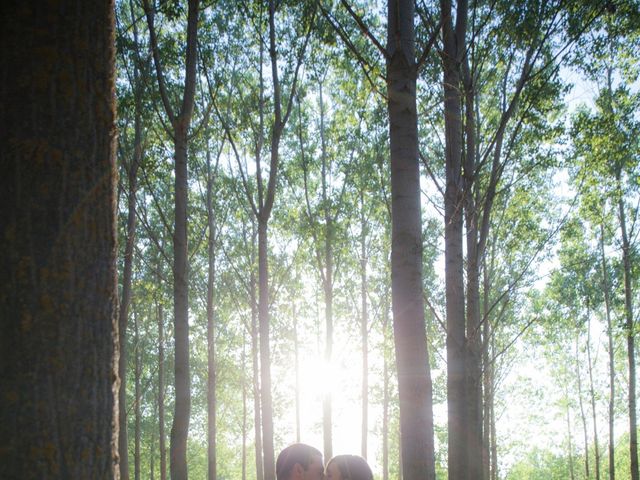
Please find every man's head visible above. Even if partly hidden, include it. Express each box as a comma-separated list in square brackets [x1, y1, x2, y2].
[275, 443, 324, 480]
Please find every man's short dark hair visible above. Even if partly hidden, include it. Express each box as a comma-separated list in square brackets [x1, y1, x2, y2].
[276, 443, 323, 480]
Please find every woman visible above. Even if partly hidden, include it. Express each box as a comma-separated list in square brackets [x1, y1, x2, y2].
[325, 455, 373, 480]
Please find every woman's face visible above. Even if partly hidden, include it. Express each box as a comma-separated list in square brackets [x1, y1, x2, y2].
[325, 461, 343, 480]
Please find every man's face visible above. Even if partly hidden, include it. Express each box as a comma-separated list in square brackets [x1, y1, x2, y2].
[302, 455, 325, 480]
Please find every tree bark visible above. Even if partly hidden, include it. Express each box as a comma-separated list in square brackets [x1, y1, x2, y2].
[242, 331, 248, 480]
[481, 295, 491, 480]
[118, 118, 141, 480]
[0, 1, 119, 477]
[294, 313, 301, 443]
[119, 1, 144, 476]
[320, 80, 335, 461]
[587, 312, 601, 480]
[151, 410, 156, 480]
[251, 262, 264, 480]
[565, 379, 576, 480]
[576, 334, 590, 480]
[206, 143, 218, 480]
[301, 77, 337, 460]
[600, 222, 615, 480]
[360, 191, 369, 459]
[134, 308, 142, 480]
[258, 218, 275, 480]
[256, 2, 311, 475]
[143, 1, 200, 476]
[383, 302, 390, 480]
[463, 59, 484, 480]
[171, 127, 191, 480]
[387, 2, 436, 479]
[442, 0, 468, 478]
[587, 307, 600, 480]
[618, 168, 639, 480]
[157, 301, 167, 480]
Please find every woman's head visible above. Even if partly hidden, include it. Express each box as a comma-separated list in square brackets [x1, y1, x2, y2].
[325, 455, 373, 480]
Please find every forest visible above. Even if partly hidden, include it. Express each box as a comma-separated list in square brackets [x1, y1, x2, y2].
[1, 0, 640, 479]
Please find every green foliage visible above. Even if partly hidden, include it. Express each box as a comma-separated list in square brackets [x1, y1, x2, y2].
[505, 447, 575, 480]
[112, 0, 640, 478]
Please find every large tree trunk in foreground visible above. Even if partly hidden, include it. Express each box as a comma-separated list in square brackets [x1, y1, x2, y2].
[0, 1, 119, 477]
[387, 1, 435, 478]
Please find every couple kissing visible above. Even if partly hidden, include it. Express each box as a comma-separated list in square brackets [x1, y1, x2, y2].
[276, 443, 373, 480]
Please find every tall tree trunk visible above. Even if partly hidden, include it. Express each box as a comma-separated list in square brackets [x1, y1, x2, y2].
[565, 380, 576, 480]
[0, 0, 119, 476]
[360, 191, 369, 459]
[118, 138, 140, 479]
[134, 308, 142, 480]
[144, 1, 200, 477]
[383, 288, 390, 480]
[206, 145, 218, 480]
[442, 0, 468, 478]
[311, 77, 335, 461]
[300, 77, 337, 459]
[387, 2, 436, 478]
[577, 334, 591, 480]
[398, 426, 404, 480]
[322, 228, 334, 461]
[463, 57, 484, 480]
[600, 222, 615, 480]
[242, 331, 248, 480]
[260, 2, 312, 475]
[483, 256, 498, 480]
[482, 262, 491, 480]
[157, 301, 167, 480]
[617, 168, 639, 480]
[151, 406, 156, 480]
[172, 127, 191, 480]
[587, 311, 601, 480]
[490, 347, 497, 480]
[258, 218, 275, 480]
[295, 313, 301, 443]
[251, 260, 264, 480]
[119, 0, 144, 475]
[482, 306, 491, 480]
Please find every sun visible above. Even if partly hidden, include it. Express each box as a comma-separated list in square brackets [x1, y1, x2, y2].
[291, 344, 374, 463]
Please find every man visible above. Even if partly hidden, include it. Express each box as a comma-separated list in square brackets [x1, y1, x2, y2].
[276, 443, 325, 480]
